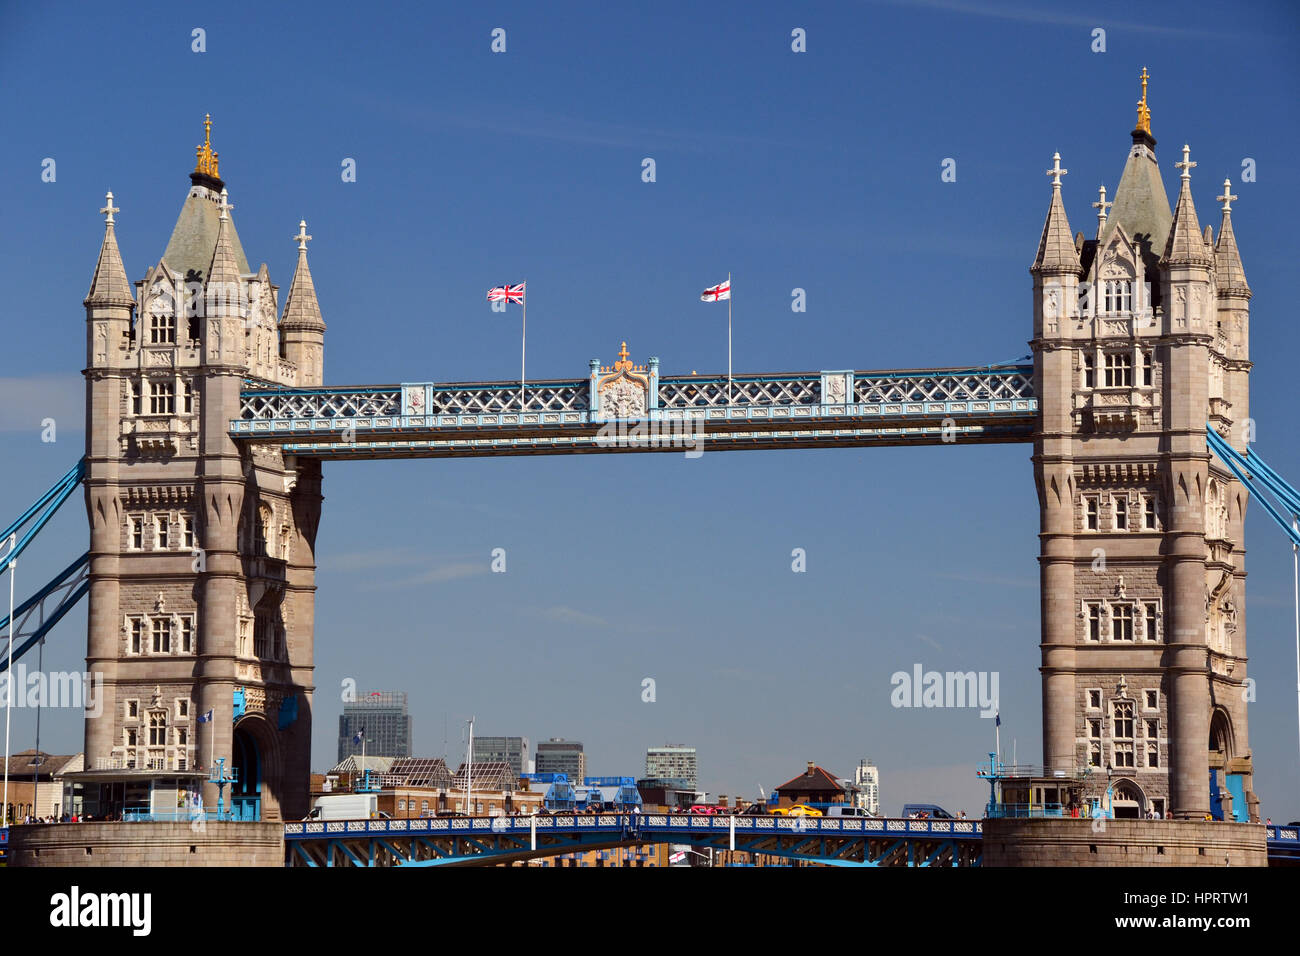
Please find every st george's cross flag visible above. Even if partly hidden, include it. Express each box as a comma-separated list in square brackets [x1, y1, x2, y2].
[700, 279, 730, 301]
[487, 282, 526, 304]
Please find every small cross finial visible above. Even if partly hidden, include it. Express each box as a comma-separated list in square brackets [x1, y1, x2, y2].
[99, 190, 120, 225]
[1217, 178, 1237, 212]
[218, 187, 233, 221]
[1175, 144, 1196, 181]
[1046, 152, 1068, 187]
[293, 219, 312, 251]
[1093, 184, 1112, 219]
[618, 342, 629, 363]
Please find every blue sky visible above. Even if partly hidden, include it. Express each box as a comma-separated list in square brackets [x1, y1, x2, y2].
[1, 0, 1298, 816]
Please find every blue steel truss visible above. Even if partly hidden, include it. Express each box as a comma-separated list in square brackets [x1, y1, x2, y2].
[283, 814, 984, 867]
[1207, 426, 1300, 548]
[0, 461, 89, 672]
[232, 365, 1036, 459]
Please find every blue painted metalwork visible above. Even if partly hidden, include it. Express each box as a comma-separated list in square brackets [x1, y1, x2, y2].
[277, 693, 298, 729]
[1207, 426, 1300, 547]
[0, 552, 89, 675]
[0, 461, 89, 673]
[0, 460, 85, 567]
[282, 814, 984, 867]
[231, 364, 1037, 459]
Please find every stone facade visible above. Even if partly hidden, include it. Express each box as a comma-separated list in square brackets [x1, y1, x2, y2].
[983, 819, 1266, 867]
[9, 821, 284, 867]
[82, 134, 325, 822]
[1031, 100, 1255, 820]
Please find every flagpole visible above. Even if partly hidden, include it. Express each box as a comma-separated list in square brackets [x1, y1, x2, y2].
[727, 271, 732, 406]
[521, 282, 527, 413]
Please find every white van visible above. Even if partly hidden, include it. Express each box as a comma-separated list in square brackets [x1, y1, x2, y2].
[824, 805, 874, 818]
[304, 793, 385, 821]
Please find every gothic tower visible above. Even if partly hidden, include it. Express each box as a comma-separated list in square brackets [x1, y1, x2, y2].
[82, 117, 324, 819]
[1031, 73, 1255, 820]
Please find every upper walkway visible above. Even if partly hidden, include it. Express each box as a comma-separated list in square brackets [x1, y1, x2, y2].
[231, 363, 1036, 459]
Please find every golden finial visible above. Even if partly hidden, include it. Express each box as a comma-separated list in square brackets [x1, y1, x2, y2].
[194, 113, 221, 179]
[1136, 67, 1151, 136]
[600, 342, 647, 375]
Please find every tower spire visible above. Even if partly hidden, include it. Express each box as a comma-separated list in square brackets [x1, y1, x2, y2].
[86, 191, 133, 305]
[282, 219, 325, 332]
[1093, 184, 1112, 237]
[1214, 178, 1249, 296]
[1162, 144, 1211, 267]
[1031, 153, 1080, 274]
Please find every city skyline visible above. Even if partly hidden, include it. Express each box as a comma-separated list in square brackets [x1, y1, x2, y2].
[1, 1, 1298, 819]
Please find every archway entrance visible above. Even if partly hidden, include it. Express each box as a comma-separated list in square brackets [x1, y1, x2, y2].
[1209, 710, 1246, 821]
[1110, 780, 1145, 819]
[231, 724, 262, 821]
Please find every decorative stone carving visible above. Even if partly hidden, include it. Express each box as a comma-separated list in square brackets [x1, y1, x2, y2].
[596, 343, 650, 419]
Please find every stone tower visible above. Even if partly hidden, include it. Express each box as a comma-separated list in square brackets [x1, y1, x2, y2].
[1031, 73, 1255, 821]
[82, 117, 324, 820]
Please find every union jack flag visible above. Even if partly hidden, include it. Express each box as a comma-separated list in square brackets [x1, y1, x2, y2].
[487, 282, 525, 304]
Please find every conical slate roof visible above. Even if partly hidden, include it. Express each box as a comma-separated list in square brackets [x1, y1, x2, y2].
[86, 219, 134, 306]
[205, 201, 244, 317]
[1214, 205, 1249, 295]
[1162, 166, 1211, 267]
[281, 237, 325, 331]
[1102, 140, 1172, 273]
[1032, 161, 1080, 274]
[163, 186, 250, 284]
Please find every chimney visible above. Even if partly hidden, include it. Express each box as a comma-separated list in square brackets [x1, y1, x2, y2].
[806, 761, 816, 777]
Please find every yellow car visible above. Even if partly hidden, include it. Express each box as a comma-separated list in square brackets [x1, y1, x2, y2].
[772, 804, 822, 817]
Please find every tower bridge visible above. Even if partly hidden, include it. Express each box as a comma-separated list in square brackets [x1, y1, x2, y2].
[0, 76, 1274, 853]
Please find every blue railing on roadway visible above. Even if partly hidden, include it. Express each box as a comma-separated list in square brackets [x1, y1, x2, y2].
[283, 814, 985, 840]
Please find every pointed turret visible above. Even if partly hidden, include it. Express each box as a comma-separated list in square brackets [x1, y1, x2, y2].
[85, 192, 135, 372]
[85, 192, 134, 306]
[281, 221, 326, 385]
[1213, 179, 1249, 296]
[1103, 69, 1172, 273]
[1031, 153, 1081, 274]
[281, 221, 326, 332]
[1161, 145, 1212, 267]
[205, 188, 242, 313]
[163, 115, 250, 284]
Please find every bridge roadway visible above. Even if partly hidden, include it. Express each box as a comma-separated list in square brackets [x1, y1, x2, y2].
[230, 364, 1037, 459]
[284, 813, 984, 867]
[281, 816, 1300, 868]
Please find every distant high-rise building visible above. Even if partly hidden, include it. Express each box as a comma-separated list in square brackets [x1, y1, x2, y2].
[337, 692, 412, 763]
[536, 738, 585, 782]
[645, 746, 697, 789]
[472, 736, 531, 779]
[853, 758, 880, 815]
